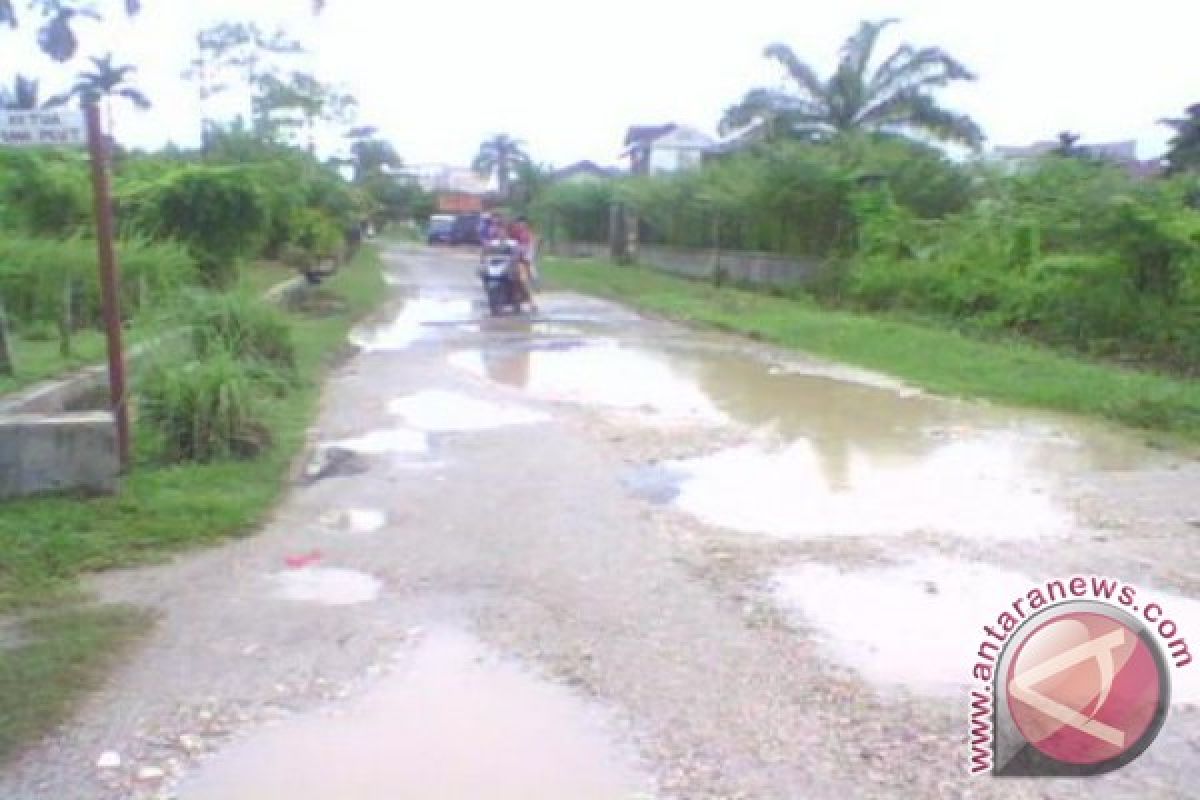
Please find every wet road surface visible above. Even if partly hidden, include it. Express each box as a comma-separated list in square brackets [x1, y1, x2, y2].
[3, 243, 1199, 799]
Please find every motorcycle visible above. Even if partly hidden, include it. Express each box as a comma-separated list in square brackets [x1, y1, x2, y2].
[479, 238, 528, 316]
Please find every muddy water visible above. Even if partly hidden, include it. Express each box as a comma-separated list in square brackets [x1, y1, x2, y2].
[667, 435, 1073, 540]
[325, 428, 429, 456]
[451, 339, 726, 424]
[350, 294, 476, 351]
[388, 389, 548, 432]
[771, 557, 1200, 705]
[621, 344, 1158, 540]
[370, 288, 1167, 542]
[176, 629, 653, 800]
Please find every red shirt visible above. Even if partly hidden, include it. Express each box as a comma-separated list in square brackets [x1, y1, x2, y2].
[509, 222, 532, 246]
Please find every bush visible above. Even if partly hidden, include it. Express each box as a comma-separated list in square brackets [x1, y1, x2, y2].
[286, 208, 344, 267]
[0, 236, 195, 328]
[179, 290, 297, 373]
[0, 150, 92, 237]
[138, 350, 272, 463]
[121, 165, 270, 286]
[533, 180, 615, 243]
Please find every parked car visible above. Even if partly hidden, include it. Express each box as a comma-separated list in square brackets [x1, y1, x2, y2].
[426, 214, 457, 245]
[427, 213, 483, 246]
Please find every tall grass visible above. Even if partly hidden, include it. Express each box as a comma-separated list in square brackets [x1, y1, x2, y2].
[139, 349, 272, 463]
[178, 289, 297, 373]
[0, 235, 196, 328]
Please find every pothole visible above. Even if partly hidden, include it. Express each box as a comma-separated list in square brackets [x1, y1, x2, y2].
[324, 428, 429, 456]
[388, 389, 548, 432]
[663, 435, 1073, 540]
[450, 339, 725, 424]
[270, 567, 382, 606]
[175, 628, 655, 799]
[771, 555, 1200, 704]
[318, 509, 387, 535]
[350, 296, 476, 351]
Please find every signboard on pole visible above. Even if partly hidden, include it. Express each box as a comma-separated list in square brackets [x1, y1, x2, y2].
[0, 110, 86, 148]
[0, 105, 130, 470]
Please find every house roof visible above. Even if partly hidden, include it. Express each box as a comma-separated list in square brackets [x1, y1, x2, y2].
[551, 160, 623, 181]
[623, 124, 677, 147]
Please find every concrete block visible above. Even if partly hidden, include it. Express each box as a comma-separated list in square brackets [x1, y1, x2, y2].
[0, 412, 119, 499]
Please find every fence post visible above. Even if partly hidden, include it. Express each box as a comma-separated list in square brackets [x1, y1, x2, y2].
[711, 212, 726, 287]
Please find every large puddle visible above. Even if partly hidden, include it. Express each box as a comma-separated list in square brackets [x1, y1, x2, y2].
[663, 433, 1072, 540]
[325, 428, 429, 456]
[609, 345, 1159, 540]
[772, 556, 1200, 704]
[388, 389, 549, 432]
[451, 339, 726, 424]
[350, 295, 476, 351]
[176, 629, 653, 800]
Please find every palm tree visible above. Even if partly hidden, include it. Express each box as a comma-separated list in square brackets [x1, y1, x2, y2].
[1160, 103, 1200, 175]
[472, 134, 530, 200]
[44, 53, 151, 137]
[0, 75, 41, 110]
[720, 19, 983, 150]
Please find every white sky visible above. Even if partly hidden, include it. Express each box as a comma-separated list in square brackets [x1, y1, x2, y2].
[4, 0, 1197, 166]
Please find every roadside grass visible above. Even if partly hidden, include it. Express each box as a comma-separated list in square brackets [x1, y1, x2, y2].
[0, 246, 385, 611]
[0, 606, 150, 763]
[239, 259, 299, 296]
[541, 257, 1200, 442]
[0, 247, 385, 764]
[0, 331, 108, 396]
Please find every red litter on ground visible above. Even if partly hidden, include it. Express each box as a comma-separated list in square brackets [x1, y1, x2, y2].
[285, 551, 323, 569]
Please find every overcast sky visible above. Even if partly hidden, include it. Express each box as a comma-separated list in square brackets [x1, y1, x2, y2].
[5, 0, 1197, 166]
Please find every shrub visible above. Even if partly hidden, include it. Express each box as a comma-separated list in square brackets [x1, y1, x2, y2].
[178, 290, 297, 373]
[121, 165, 270, 286]
[286, 208, 344, 267]
[0, 150, 92, 236]
[0, 236, 195, 328]
[138, 350, 272, 463]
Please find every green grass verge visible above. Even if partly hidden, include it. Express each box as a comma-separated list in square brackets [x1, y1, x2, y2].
[0, 246, 386, 612]
[0, 246, 385, 765]
[239, 260, 299, 296]
[0, 606, 150, 763]
[0, 331, 108, 396]
[541, 256, 1200, 441]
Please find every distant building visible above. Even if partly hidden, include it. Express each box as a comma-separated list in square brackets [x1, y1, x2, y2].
[550, 160, 623, 183]
[991, 139, 1165, 180]
[622, 123, 716, 175]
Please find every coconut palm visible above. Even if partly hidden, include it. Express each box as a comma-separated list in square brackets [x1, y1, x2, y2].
[0, 74, 40, 110]
[1160, 103, 1200, 175]
[472, 134, 530, 199]
[720, 19, 984, 150]
[44, 53, 151, 136]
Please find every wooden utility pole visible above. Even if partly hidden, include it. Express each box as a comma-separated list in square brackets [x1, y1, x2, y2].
[84, 102, 131, 470]
[0, 294, 12, 376]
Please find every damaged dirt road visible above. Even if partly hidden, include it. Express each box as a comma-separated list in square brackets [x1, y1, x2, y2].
[4, 243, 1199, 799]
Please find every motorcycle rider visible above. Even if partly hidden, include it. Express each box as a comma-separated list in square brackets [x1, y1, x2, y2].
[509, 216, 538, 314]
